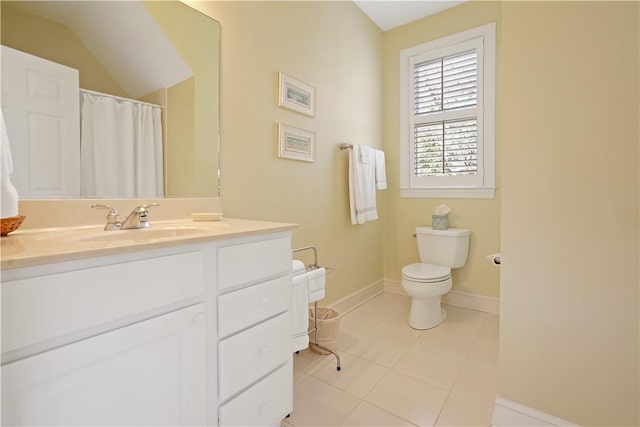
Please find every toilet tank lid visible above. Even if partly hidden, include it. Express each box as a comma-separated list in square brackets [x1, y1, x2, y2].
[415, 227, 470, 237]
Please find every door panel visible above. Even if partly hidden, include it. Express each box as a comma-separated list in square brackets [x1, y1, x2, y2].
[1, 45, 80, 198]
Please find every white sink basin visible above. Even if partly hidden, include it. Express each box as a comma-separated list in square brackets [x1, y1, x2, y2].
[78, 226, 209, 242]
[32, 225, 211, 243]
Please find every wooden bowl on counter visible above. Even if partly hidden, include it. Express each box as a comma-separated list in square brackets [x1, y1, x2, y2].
[1, 215, 26, 236]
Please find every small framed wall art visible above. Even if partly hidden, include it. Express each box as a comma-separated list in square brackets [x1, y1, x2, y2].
[277, 123, 316, 162]
[278, 72, 315, 117]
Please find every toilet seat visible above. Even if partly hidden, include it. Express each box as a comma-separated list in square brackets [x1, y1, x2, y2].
[402, 263, 451, 283]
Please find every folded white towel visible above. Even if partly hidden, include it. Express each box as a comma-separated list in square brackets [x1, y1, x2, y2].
[374, 149, 387, 190]
[292, 272, 310, 352]
[349, 144, 377, 225]
[307, 267, 326, 303]
[1, 108, 18, 218]
[292, 259, 306, 275]
[293, 273, 307, 286]
[309, 290, 324, 303]
[292, 334, 309, 353]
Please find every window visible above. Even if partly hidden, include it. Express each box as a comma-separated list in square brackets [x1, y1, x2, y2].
[400, 23, 496, 199]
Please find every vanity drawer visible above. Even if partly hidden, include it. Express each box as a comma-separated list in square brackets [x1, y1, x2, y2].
[218, 359, 292, 427]
[218, 275, 290, 338]
[217, 237, 291, 290]
[2, 251, 204, 357]
[218, 312, 291, 401]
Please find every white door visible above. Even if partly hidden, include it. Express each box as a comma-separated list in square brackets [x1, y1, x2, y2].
[1, 304, 207, 426]
[1, 45, 80, 198]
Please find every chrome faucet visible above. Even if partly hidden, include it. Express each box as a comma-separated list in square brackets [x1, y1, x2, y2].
[92, 203, 159, 230]
[121, 203, 159, 229]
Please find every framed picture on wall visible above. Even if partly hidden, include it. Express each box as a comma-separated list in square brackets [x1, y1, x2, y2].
[278, 72, 316, 117]
[277, 123, 315, 162]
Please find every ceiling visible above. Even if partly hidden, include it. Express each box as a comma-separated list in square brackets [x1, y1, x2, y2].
[353, 1, 466, 31]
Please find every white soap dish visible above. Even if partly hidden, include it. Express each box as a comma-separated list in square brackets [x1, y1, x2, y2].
[192, 212, 223, 221]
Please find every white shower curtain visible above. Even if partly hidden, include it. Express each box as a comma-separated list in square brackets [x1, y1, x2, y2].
[80, 92, 164, 198]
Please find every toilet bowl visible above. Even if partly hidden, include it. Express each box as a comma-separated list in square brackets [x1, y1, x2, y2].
[401, 227, 469, 330]
[402, 263, 452, 329]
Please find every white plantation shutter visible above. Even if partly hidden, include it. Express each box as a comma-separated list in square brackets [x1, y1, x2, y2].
[410, 37, 483, 188]
[400, 23, 495, 198]
[414, 119, 478, 176]
[414, 49, 477, 115]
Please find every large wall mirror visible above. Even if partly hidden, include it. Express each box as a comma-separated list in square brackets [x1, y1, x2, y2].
[1, 0, 220, 199]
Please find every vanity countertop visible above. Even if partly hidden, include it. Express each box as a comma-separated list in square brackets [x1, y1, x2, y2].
[1, 218, 297, 270]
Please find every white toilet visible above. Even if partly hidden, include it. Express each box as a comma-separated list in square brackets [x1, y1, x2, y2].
[401, 226, 470, 329]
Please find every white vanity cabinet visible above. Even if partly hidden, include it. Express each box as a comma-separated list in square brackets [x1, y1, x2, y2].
[1, 246, 210, 427]
[1, 227, 294, 427]
[2, 303, 207, 426]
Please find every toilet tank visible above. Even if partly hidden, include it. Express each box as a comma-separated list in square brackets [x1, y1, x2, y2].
[415, 227, 470, 268]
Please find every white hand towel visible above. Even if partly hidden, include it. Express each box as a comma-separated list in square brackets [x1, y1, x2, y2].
[292, 273, 310, 352]
[374, 149, 387, 190]
[1, 109, 19, 218]
[307, 267, 326, 303]
[348, 144, 377, 225]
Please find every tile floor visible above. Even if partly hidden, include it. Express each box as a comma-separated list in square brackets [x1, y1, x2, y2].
[283, 292, 499, 427]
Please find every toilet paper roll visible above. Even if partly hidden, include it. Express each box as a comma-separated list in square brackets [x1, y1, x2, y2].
[486, 253, 501, 266]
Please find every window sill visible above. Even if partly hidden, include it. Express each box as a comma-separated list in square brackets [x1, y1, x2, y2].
[400, 187, 495, 199]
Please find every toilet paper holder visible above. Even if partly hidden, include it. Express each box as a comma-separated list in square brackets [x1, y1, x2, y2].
[486, 253, 501, 266]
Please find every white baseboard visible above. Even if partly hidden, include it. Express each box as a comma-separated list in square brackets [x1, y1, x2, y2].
[492, 397, 580, 427]
[383, 280, 409, 296]
[383, 279, 499, 314]
[327, 280, 384, 315]
[443, 289, 499, 314]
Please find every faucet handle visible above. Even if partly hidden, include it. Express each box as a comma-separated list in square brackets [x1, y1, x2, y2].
[140, 202, 160, 211]
[136, 202, 159, 227]
[131, 202, 160, 213]
[91, 204, 121, 230]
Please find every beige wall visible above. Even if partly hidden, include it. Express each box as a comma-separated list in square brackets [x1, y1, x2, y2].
[382, 2, 502, 298]
[192, 1, 385, 303]
[145, 1, 220, 197]
[166, 78, 196, 197]
[501, 2, 639, 425]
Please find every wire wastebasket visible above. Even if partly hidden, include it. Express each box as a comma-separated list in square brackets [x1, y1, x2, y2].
[309, 307, 341, 341]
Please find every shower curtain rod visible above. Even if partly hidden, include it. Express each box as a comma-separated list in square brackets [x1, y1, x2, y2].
[80, 88, 162, 109]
